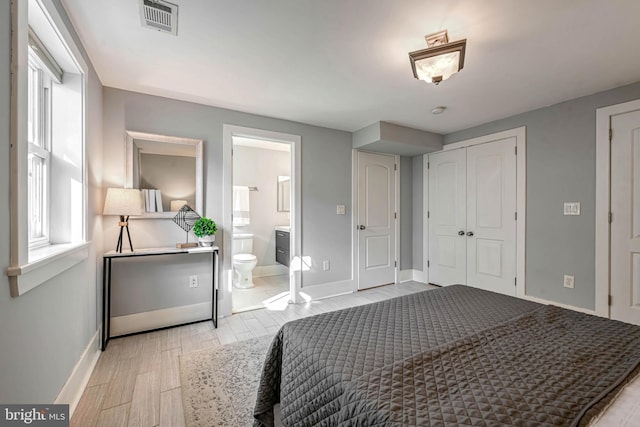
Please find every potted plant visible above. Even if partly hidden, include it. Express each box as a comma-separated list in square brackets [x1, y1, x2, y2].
[192, 217, 218, 246]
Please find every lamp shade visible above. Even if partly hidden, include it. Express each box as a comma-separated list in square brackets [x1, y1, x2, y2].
[413, 51, 461, 83]
[409, 31, 466, 85]
[103, 188, 142, 216]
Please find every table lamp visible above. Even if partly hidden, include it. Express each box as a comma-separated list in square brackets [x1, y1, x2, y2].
[103, 188, 142, 253]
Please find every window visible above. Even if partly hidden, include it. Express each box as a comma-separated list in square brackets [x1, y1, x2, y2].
[8, 0, 89, 297]
[27, 35, 57, 247]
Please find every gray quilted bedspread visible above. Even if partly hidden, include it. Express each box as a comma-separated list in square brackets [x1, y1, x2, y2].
[253, 285, 640, 426]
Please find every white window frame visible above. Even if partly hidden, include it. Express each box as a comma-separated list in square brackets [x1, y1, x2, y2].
[27, 51, 52, 248]
[8, 0, 90, 297]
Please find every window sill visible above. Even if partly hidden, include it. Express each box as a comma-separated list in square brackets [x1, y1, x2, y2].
[7, 241, 91, 297]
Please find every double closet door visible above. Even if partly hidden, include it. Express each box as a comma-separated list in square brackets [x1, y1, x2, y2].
[428, 137, 517, 295]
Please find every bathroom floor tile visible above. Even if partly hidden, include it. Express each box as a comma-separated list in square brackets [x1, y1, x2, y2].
[232, 274, 289, 312]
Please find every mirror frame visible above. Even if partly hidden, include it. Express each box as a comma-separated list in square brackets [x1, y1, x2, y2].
[125, 130, 203, 219]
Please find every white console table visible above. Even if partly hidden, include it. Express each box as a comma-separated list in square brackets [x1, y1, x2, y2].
[101, 246, 219, 350]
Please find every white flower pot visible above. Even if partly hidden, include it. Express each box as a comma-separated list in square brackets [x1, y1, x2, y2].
[198, 235, 215, 247]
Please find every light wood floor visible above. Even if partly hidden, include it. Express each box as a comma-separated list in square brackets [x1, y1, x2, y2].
[71, 281, 436, 427]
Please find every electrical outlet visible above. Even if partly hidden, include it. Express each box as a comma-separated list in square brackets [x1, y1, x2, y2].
[189, 275, 198, 288]
[563, 274, 575, 289]
[323, 260, 330, 271]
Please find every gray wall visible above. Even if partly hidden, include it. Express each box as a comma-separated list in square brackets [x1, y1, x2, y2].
[102, 87, 353, 318]
[0, 0, 104, 403]
[445, 81, 640, 310]
[399, 154, 424, 273]
[400, 157, 413, 270]
[233, 145, 290, 267]
[111, 254, 212, 316]
[412, 155, 423, 271]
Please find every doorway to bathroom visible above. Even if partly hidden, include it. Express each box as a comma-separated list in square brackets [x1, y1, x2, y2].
[222, 125, 301, 316]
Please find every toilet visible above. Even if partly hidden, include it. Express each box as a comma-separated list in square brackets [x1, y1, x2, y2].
[232, 233, 258, 289]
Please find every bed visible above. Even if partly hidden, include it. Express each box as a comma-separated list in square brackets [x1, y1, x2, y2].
[253, 285, 640, 426]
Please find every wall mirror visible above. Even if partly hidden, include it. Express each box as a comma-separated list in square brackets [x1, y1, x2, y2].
[277, 175, 291, 212]
[125, 130, 203, 219]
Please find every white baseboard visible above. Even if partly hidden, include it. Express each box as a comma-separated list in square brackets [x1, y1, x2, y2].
[55, 330, 101, 417]
[111, 302, 212, 337]
[399, 269, 413, 283]
[413, 270, 428, 284]
[253, 264, 288, 278]
[298, 279, 356, 301]
[520, 294, 597, 316]
[292, 272, 431, 304]
[399, 269, 428, 284]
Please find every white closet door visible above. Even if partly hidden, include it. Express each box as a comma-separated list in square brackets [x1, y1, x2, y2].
[466, 138, 517, 295]
[610, 110, 640, 325]
[428, 149, 467, 286]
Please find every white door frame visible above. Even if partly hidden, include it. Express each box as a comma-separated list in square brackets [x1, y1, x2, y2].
[424, 126, 526, 296]
[595, 99, 640, 319]
[222, 125, 302, 318]
[352, 150, 400, 289]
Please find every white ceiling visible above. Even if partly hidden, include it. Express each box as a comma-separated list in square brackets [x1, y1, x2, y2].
[61, 0, 640, 135]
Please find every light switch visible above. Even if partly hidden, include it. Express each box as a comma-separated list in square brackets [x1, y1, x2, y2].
[336, 205, 346, 215]
[563, 202, 580, 216]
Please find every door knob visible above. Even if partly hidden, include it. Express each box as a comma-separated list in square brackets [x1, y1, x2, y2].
[358, 225, 366, 230]
[458, 230, 465, 236]
[466, 231, 474, 237]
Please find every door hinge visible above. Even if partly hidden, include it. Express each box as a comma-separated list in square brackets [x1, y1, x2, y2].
[427, 260, 430, 268]
[394, 260, 397, 268]
[514, 277, 517, 286]
[427, 162, 430, 169]
[609, 128, 613, 142]
[394, 163, 397, 171]
[515, 146, 517, 155]
[609, 295, 612, 305]
[427, 211, 430, 218]
[394, 212, 397, 219]
[609, 212, 613, 223]
[515, 212, 517, 220]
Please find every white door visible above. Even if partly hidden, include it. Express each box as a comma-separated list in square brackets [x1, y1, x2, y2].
[466, 138, 517, 295]
[428, 149, 467, 285]
[610, 109, 640, 325]
[428, 138, 517, 295]
[357, 151, 396, 289]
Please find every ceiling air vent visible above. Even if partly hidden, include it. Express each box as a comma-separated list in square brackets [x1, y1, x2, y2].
[140, 0, 178, 36]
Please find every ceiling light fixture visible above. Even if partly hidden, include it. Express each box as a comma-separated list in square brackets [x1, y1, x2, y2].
[431, 106, 446, 115]
[409, 30, 466, 85]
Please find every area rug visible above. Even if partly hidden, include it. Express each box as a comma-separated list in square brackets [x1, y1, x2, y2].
[180, 334, 274, 427]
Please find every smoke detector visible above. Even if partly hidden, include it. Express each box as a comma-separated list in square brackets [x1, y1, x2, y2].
[139, 0, 178, 36]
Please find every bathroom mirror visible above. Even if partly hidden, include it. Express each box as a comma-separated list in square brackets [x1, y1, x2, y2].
[277, 175, 290, 212]
[125, 130, 203, 219]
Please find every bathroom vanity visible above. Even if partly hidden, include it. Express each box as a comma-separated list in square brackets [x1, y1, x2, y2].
[275, 226, 290, 267]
